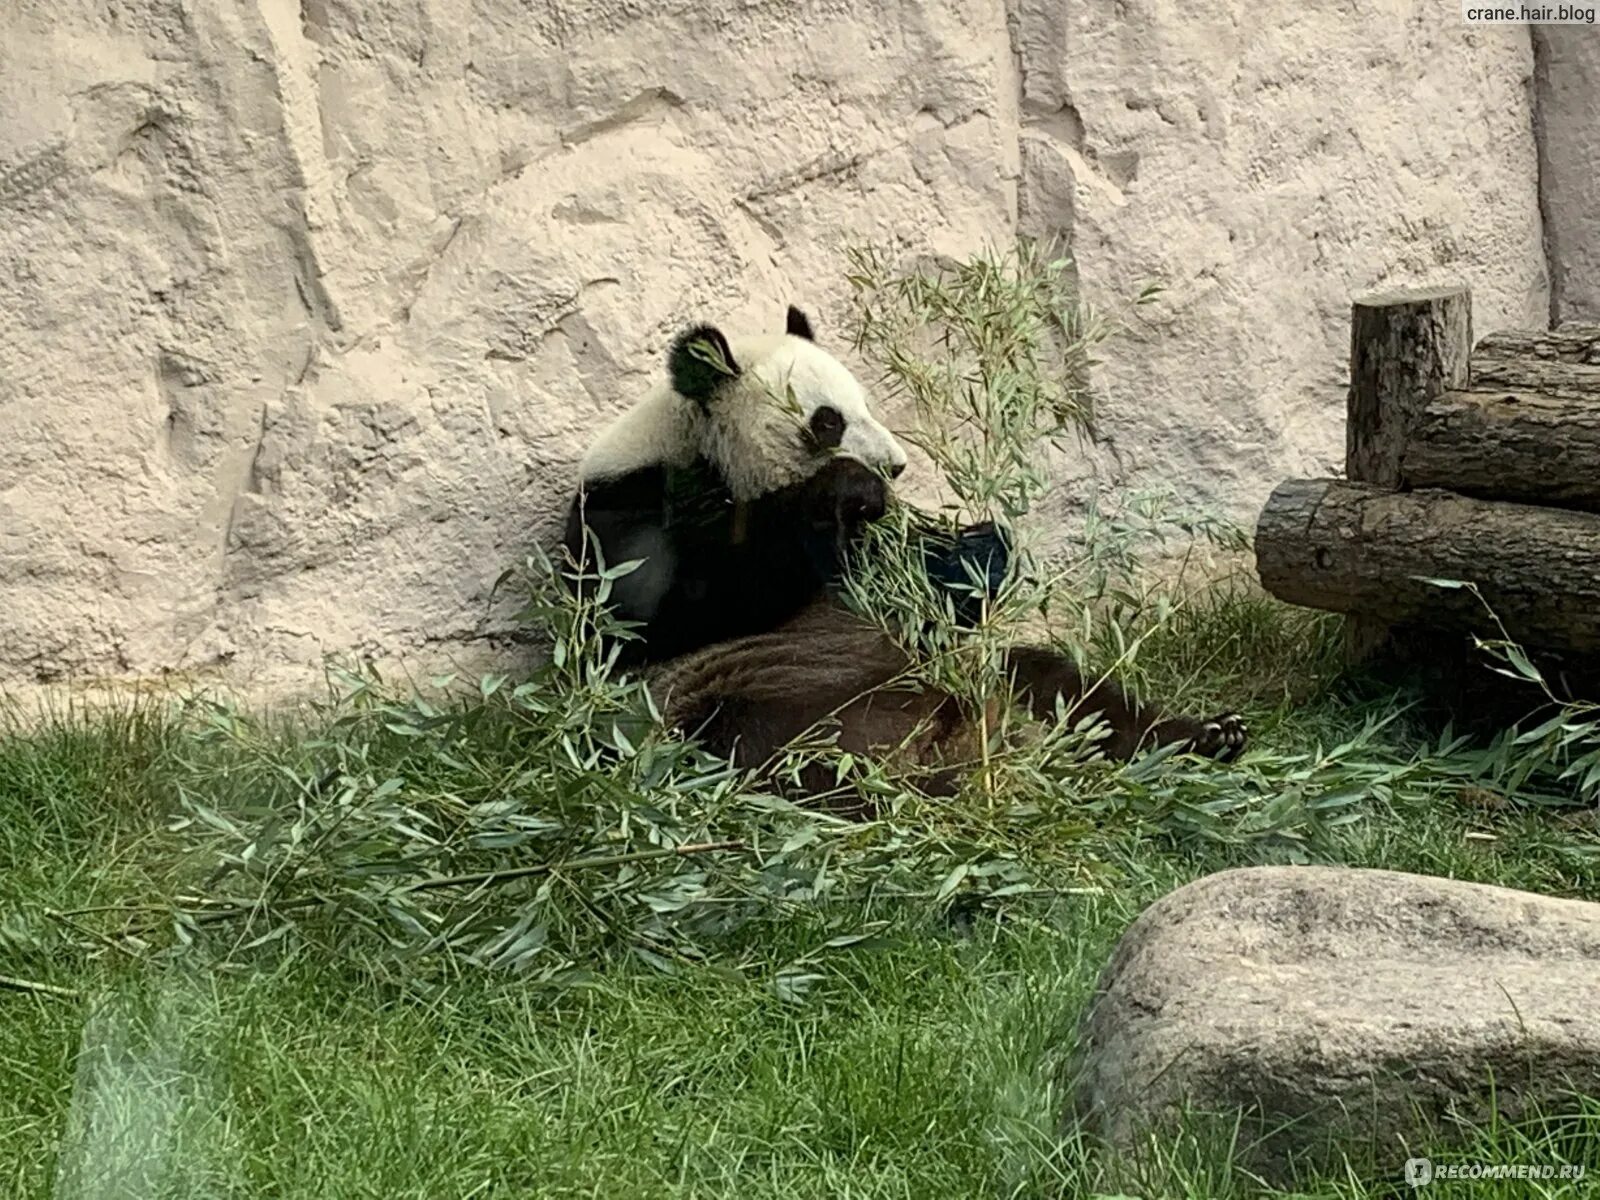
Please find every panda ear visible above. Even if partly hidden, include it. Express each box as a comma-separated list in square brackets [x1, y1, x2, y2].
[785, 305, 815, 341]
[669, 324, 740, 406]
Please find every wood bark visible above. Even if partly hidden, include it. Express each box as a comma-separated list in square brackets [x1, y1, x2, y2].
[1254, 479, 1600, 656]
[1346, 285, 1472, 488]
[1471, 324, 1600, 396]
[1343, 285, 1471, 661]
[1400, 387, 1600, 513]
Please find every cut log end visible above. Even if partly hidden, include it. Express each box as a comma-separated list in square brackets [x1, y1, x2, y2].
[1353, 284, 1473, 308]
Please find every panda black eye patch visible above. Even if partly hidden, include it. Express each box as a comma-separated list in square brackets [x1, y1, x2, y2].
[806, 405, 846, 451]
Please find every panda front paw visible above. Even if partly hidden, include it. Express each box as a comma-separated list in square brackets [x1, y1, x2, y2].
[1190, 711, 1248, 762]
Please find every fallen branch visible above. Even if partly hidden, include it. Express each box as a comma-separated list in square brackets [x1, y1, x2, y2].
[120, 840, 748, 939]
[400, 839, 746, 895]
[0, 972, 80, 1000]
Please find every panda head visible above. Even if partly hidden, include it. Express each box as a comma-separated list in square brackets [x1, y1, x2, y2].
[667, 306, 908, 500]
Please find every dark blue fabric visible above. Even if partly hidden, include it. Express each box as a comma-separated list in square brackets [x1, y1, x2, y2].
[920, 520, 1012, 626]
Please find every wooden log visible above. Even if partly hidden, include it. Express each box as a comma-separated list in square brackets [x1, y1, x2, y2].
[1400, 387, 1600, 513]
[1343, 285, 1471, 661]
[1471, 324, 1600, 396]
[1346, 285, 1472, 488]
[1254, 479, 1600, 656]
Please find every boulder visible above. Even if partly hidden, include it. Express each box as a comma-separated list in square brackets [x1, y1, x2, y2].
[1072, 865, 1600, 1181]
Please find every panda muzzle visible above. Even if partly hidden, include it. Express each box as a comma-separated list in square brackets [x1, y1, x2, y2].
[815, 461, 888, 530]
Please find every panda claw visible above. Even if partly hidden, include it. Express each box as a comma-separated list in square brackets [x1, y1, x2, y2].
[1193, 711, 1248, 762]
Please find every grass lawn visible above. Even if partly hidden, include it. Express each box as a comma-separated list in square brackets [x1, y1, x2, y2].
[4, 595, 1599, 1198]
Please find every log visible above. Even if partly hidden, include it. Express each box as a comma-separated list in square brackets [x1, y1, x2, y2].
[1400, 387, 1600, 513]
[1343, 285, 1471, 660]
[1254, 479, 1600, 656]
[1471, 325, 1600, 397]
[1346, 285, 1472, 488]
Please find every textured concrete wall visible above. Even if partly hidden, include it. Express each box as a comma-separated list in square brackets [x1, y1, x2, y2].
[1533, 26, 1600, 323]
[0, 2, 1559, 699]
[1017, 4, 1547, 519]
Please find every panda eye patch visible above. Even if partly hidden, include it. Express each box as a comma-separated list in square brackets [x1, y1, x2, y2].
[807, 405, 846, 451]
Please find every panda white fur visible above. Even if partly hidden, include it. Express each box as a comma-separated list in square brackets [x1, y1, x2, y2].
[561, 306, 908, 666]
[579, 306, 907, 499]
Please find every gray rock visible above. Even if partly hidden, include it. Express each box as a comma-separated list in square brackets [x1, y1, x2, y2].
[1071, 866, 1600, 1182]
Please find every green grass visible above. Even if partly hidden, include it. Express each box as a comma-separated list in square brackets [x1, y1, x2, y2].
[4, 640, 1599, 1199]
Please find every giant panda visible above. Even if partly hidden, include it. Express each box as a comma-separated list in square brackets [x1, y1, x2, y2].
[563, 305, 979, 667]
[560, 304, 1246, 803]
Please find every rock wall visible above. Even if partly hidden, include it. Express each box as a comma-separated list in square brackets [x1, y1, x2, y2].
[0, 2, 1567, 700]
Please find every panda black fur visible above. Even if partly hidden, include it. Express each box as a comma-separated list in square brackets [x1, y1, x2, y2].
[562, 306, 913, 666]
